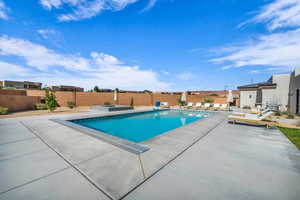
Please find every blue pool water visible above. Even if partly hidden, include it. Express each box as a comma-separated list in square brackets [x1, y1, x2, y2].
[70, 110, 208, 143]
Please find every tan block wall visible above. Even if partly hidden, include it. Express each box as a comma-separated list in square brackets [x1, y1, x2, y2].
[118, 93, 152, 106]
[236, 99, 240, 107]
[166, 95, 227, 105]
[76, 92, 114, 106]
[0, 95, 40, 111]
[186, 95, 203, 103]
[153, 93, 181, 106]
[1, 89, 230, 112]
[0, 89, 27, 96]
[26, 90, 46, 97]
[212, 97, 228, 104]
[55, 92, 76, 107]
[187, 95, 228, 104]
[26, 90, 76, 106]
[26, 90, 229, 106]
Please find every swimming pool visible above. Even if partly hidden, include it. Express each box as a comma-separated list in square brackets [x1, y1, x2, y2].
[70, 110, 209, 143]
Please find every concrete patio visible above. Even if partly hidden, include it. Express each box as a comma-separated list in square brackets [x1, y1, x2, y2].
[0, 110, 300, 200]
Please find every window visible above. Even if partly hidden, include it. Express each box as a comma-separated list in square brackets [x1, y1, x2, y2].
[249, 94, 252, 99]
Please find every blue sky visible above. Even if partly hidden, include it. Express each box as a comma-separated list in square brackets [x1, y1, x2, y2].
[0, 0, 300, 91]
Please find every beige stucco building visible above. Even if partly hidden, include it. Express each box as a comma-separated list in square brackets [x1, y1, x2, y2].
[0, 80, 42, 89]
[289, 68, 300, 114]
[238, 68, 300, 114]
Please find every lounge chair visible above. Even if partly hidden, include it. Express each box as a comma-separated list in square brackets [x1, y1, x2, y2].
[186, 102, 193, 109]
[204, 103, 211, 110]
[211, 103, 220, 111]
[231, 108, 271, 116]
[228, 110, 276, 128]
[161, 102, 170, 108]
[194, 102, 202, 109]
[250, 107, 260, 114]
[154, 101, 161, 110]
[220, 104, 228, 111]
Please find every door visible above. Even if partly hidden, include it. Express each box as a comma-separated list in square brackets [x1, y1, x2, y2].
[297, 89, 299, 114]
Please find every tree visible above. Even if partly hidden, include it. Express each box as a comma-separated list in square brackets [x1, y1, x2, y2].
[177, 97, 186, 106]
[130, 97, 134, 106]
[45, 90, 58, 112]
[94, 86, 100, 92]
[203, 98, 214, 103]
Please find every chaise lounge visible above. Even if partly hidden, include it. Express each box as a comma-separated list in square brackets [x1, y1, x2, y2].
[186, 102, 193, 109]
[203, 103, 211, 110]
[211, 103, 221, 111]
[194, 102, 202, 109]
[161, 102, 170, 108]
[228, 110, 277, 128]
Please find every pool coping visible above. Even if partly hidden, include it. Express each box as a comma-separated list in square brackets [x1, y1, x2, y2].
[51, 118, 150, 154]
[51, 109, 212, 155]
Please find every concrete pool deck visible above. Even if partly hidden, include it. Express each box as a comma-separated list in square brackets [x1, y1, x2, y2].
[0, 109, 300, 200]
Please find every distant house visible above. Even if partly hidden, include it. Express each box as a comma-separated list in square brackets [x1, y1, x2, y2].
[49, 85, 84, 92]
[238, 68, 300, 114]
[0, 80, 42, 90]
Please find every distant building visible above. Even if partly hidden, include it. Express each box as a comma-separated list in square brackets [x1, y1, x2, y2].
[0, 80, 42, 89]
[49, 85, 84, 92]
[238, 68, 300, 114]
[118, 90, 151, 94]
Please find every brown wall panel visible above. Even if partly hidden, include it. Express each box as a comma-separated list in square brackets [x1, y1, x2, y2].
[0, 95, 40, 111]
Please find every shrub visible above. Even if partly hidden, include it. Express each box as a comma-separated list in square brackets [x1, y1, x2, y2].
[104, 102, 112, 106]
[177, 98, 186, 106]
[35, 103, 47, 110]
[287, 113, 295, 119]
[203, 98, 214, 103]
[0, 107, 8, 115]
[274, 112, 281, 116]
[209, 93, 218, 96]
[242, 106, 251, 109]
[2, 87, 16, 90]
[94, 86, 100, 92]
[45, 90, 58, 112]
[67, 101, 76, 109]
[130, 97, 134, 106]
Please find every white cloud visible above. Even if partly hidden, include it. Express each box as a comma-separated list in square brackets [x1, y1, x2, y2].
[211, 29, 300, 69]
[37, 29, 57, 39]
[212, 0, 300, 71]
[0, 61, 28, 76]
[252, 0, 300, 31]
[162, 71, 169, 75]
[0, 0, 9, 20]
[176, 72, 194, 81]
[40, 0, 139, 21]
[0, 35, 91, 71]
[0, 36, 170, 90]
[141, 0, 156, 12]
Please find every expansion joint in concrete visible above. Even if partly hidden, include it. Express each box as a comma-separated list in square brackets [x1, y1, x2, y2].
[119, 116, 226, 200]
[138, 154, 146, 179]
[20, 121, 115, 200]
